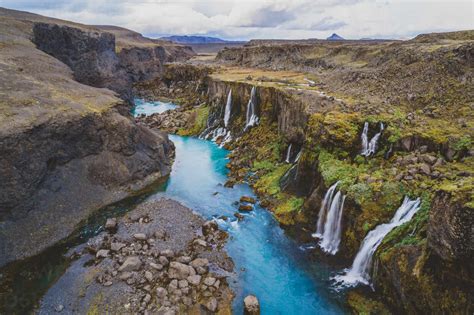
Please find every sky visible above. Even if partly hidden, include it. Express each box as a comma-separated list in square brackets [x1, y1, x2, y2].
[1, 0, 473, 40]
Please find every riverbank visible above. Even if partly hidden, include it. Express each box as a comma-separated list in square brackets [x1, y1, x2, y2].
[37, 198, 234, 314]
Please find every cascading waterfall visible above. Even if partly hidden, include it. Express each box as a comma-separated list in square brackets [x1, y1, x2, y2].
[224, 89, 232, 128]
[245, 86, 259, 129]
[313, 182, 338, 238]
[285, 143, 293, 163]
[334, 196, 421, 287]
[312, 182, 346, 255]
[294, 150, 302, 162]
[200, 90, 233, 147]
[361, 122, 384, 157]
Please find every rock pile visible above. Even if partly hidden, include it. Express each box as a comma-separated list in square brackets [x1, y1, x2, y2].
[42, 199, 234, 314]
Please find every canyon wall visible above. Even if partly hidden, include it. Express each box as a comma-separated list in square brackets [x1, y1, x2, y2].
[0, 9, 179, 267]
[142, 62, 473, 312]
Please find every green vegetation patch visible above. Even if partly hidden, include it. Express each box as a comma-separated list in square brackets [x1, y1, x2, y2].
[177, 106, 209, 136]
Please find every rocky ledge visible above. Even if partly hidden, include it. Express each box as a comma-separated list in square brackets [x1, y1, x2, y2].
[38, 199, 234, 314]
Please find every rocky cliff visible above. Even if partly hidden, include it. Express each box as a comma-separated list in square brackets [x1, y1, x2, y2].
[0, 9, 177, 267]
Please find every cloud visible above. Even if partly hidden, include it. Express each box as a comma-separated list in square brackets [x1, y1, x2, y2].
[1, 0, 473, 40]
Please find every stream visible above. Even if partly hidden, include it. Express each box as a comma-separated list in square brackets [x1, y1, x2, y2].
[0, 99, 347, 314]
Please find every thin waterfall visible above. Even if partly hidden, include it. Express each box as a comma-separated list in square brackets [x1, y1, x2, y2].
[361, 122, 384, 157]
[245, 86, 259, 129]
[312, 182, 346, 254]
[361, 122, 369, 154]
[313, 182, 338, 238]
[334, 196, 421, 287]
[294, 149, 302, 162]
[224, 89, 232, 128]
[319, 192, 346, 254]
[285, 143, 293, 163]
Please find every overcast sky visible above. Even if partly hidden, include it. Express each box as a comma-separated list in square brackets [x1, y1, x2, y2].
[1, 0, 473, 40]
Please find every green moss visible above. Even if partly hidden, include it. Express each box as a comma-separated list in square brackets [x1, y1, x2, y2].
[453, 135, 472, 151]
[347, 291, 391, 315]
[275, 196, 304, 214]
[318, 149, 365, 190]
[252, 160, 275, 171]
[177, 106, 209, 136]
[254, 164, 291, 196]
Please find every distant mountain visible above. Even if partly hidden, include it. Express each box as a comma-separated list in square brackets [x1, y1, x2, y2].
[327, 33, 345, 41]
[160, 35, 231, 44]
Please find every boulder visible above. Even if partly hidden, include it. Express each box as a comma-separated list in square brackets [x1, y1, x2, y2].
[190, 258, 209, 269]
[96, 249, 110, 259]
[168, 262, 191, 279]
[202, 220, 218, 236]
[118, 256, 142, 272]
[193, 239, 208, 247]
[159, 256, 169, 266]
[133, 233, 147, 241]
[110, 242, 125, 252]
[144, 271, 153, 282]
[240, 196, 256, 204]
[420, 163, 431, 175]
[150, 262, 163, 271]
[205, 297, 218, 312]
[105, 218, 117, 231]
[244, 295, 260, 315]
[156, 287, 168, 298]
[239, 204, 253, 211]
[203, 277, 216, 286]
[161, 249, 175, 258]
[234, 212, 245, 221]
[187, 275, 201, 286]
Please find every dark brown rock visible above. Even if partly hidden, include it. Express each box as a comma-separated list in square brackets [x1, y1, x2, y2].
[428, 191, 474, 261]
[239, 204, 253, 211]
[240, 196, 256, 204]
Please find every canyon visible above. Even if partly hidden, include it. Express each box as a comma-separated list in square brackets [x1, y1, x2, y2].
[0, 6, 473, 315]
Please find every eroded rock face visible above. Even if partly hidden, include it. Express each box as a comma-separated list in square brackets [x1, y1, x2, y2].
[33, 22, 132, 101]
[428, 191, 474, 261]
[118, 46, 166, 82]
[0, 108, 174, 267]
[32, 23, 195, 104]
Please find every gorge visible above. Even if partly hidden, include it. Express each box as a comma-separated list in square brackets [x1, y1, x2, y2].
[0, 5, 473, 315]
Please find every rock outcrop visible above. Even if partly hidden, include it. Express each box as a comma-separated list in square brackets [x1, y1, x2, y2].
[32, 22, 195, 104]
[0, 106, 175, 267]
[428, 191, 473, 261]
[33, 22, 132, 101]
[0, 8, 176, 267]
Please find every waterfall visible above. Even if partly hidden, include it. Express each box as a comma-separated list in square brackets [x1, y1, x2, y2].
[285, 143, 293, 163]
[294, 150, 302, 162]
[224, 89, 232, 128]
[361, 122, 369, 154]
[334, 196, 421, 287]
[312, 182, 346, 255]
[361, 122, 384, 157]
[245, 86, 259, 129]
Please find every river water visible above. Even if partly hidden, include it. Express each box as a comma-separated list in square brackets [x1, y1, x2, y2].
[0, 99, 347, 314]
[142, 100, 346, 314]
